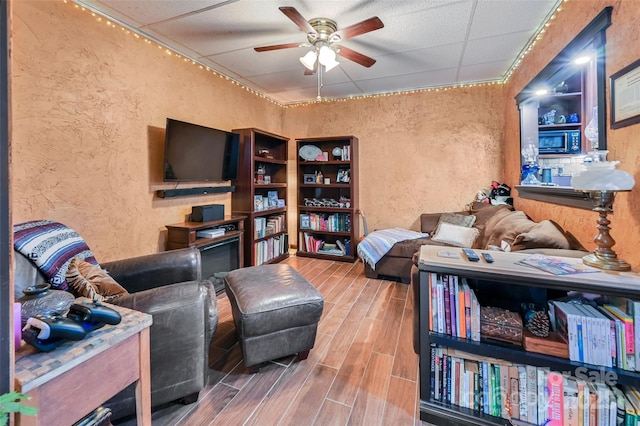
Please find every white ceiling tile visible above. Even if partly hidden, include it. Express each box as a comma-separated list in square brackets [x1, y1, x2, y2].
[75, 0, 561, 103]
[457, 59, 513, 81]
[462, 30, 533, 66]
[468, 0, 557, 39]
[355, 68, 460, 93]
[83, 0, 231, 26]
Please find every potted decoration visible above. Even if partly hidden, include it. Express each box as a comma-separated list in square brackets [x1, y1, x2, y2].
[0, 391, 37, 425]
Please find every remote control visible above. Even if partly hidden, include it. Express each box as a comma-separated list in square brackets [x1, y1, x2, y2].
[462, 248, 480, 262]
[23, 314, 87, 341]
[482, 252, 495, 263]
[68, 301, 122, 325]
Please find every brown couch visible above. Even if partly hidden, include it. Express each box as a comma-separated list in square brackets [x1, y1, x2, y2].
[363, 202, 586, 283]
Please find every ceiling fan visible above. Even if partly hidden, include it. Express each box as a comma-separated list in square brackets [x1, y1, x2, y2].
[254, 6, 384, 74]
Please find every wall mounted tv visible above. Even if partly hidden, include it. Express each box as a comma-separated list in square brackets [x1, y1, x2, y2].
[163, 118, 240, 182]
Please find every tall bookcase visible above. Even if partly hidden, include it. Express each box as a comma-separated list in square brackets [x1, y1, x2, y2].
[231, 128, 289, 266]
[296, 136, 359, 262]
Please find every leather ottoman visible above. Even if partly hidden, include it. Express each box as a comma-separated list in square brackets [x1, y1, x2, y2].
[224, 264, 324, 373]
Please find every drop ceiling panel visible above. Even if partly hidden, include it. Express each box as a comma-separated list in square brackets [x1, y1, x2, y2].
[74, 0, 562, 104]
[468, 0, 556, 39]
[457, 59, 514, 82]
[84, 0, 231, 27]
[462, 31, 534, 66]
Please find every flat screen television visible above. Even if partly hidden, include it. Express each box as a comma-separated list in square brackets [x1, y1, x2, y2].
[163, 118, 240, 182]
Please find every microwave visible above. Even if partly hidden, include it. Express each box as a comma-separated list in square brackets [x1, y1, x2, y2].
[538, 129, 581, 154]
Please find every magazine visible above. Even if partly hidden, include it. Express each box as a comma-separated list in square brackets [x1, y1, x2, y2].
[517, 254, 601, 275]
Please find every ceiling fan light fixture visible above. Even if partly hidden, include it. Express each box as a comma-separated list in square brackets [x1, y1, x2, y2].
[300, 50, 317, 70]
[318, 45, 339, 72]
[318, 45, 336, 64]
[323, 57, 340, 72]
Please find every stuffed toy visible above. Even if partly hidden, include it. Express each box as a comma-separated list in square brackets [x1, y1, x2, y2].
[475, 181, 513, 206]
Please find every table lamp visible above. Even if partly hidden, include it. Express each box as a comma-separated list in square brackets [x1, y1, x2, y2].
[571, 156, 635, 271]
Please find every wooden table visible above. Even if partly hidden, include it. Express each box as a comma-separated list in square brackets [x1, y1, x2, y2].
[14, 302, 153, 426]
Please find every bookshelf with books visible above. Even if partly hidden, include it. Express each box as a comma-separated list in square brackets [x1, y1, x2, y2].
[231, 128, 289, 266]
[417, 245, 640, 426]
[296, 136, 359, 262]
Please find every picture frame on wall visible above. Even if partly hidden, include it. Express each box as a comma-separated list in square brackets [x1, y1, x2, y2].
[610, 58, 640, 129]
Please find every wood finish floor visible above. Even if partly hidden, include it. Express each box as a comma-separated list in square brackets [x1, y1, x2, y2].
[117, 256, 424, 426]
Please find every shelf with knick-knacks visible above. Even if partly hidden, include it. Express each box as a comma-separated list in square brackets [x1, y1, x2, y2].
[296, 136, 359, 262]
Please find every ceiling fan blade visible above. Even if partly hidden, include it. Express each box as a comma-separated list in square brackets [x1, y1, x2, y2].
[331, 16, 383, 41]
[254, 42, 303, 52]
[304, 67, 316, 76]
[279, 6, 317, 36]
[337, 46, 377, 68]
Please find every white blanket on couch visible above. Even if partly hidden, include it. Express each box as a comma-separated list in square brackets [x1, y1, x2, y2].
[357, 227, 428, 270]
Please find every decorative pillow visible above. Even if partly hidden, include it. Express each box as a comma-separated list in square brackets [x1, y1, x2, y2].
[482, 211, 537, 249]
[66, 258, 128, 302]
[431, 222, 480, 248]
[439, 212, 477, 228]
[511, 220, 571, 251]
[13, 220, 99, 291]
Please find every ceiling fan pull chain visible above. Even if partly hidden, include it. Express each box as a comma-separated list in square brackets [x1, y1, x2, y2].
[317, 63, 322, 100]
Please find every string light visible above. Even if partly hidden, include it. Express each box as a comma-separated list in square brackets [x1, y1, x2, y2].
[66, 0, 565, 107]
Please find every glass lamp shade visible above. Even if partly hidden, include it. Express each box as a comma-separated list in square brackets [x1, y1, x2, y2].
[584, 106, 599, 150]
[300, 50, 317, 70]
[571, 161, 635, 191]
[318, 46, 339, 71]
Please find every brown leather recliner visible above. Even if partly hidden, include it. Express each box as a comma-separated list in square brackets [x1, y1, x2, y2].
[14, 247, 217, 420]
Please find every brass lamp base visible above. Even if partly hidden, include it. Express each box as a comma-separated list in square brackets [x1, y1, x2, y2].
[582, 189, 631, 272]
[582, 252, 631, 271]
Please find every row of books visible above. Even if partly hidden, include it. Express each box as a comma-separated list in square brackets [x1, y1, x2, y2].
[254, 214, 285, 239]
[431, 346, 640, 426]
[428, 273, 481, 341]
[338, 144, 351, 161]
[254, 191, 284, 212]
[299, 213, 351, 232]
[552, 299, 640, 370]
[298, 232, 350, 256]
[254, 234, 288, 266]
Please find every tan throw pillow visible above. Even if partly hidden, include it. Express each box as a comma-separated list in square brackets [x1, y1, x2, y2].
[66, 258, 128, 302]
[483, 210, 537, 249]
[431, 222, 480, 248]
[511, 220, 571, 250]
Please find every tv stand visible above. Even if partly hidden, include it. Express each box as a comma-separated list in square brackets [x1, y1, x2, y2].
[165, 216, 246, 292]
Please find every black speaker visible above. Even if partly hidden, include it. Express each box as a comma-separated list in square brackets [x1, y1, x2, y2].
[192, 204, 225, 222]
[156, 186, 235, 198]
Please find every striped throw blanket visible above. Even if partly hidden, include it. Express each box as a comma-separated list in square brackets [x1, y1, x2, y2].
[357, 227, 428, 270]
[14, 220, 99, 291]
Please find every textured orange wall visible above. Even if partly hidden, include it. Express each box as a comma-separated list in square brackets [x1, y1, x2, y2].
[10, 1, 284, 261]
[504, 0, 640, 269]
[284, 88, 506, 240]
[10, 1, 506, 260]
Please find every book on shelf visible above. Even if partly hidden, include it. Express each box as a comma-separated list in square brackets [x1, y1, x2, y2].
[427, 346, 640, 425]
[298, 212, 351, 232]
[603, 305, 636, 365]
[428, 273, 480, 342]
[253, 233, 288, 266]
[267, 190, 278, 208]
[254, 195, 264, 211]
